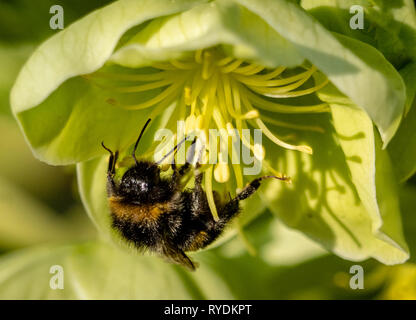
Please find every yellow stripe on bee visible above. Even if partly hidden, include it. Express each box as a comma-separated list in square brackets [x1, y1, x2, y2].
[108, 197, 167, 223]
[187, 231, 209, 251]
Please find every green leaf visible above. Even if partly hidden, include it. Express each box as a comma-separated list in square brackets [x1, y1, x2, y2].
[378, 263, 416, 299]
[259, 95, 408, 265]
[0, 116, 78, 205]
[388, 100, 416, 182]
[0, 0, 114, 45]
[235, 0, 406, 146]
[0, 176, 93, 249]
[110, 0, 303, 68]
[0, 241, 234, 299]
[208, 212, 383, 299]
[400, 62, 416, 115]
[388, 62, 416, 182]
[399, 184, 416, 262]
[0, 117, 94, 248]
[0, 44, 34, 116]
[301, 0, 416, 68]
[237, 212, 328, 267]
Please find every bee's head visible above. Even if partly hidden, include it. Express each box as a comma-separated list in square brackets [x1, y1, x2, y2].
[119, 161, 165, 202]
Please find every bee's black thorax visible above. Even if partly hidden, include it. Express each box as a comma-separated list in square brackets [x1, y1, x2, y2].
[117, 161, 173, 204]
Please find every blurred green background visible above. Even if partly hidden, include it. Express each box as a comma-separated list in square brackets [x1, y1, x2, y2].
[0, 0, 416, 299]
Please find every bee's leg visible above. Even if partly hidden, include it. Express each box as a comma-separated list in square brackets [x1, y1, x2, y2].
[172, 137, 197, 185]
[216, 175, 288, 225]
[171, 157, 178, 179]
[171, 156, 185, 189]
[184, 176, 285, 252]
[101, 142, 119, 196]
[186, 162, 208, 215]
[184, 181, 244, 251]
[235, 175, 287, 201]
[193, 161, 206, 198]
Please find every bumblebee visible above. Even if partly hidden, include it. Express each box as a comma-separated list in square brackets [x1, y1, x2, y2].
[102, 119, 284, 270]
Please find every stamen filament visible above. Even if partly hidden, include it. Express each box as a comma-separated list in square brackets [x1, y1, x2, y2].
[205, 165, 219, 221]
[233, 66, 316, 87]
[170, 60, 198, 70]
[212, 108, 244, 189]
[89, 71, 170, 82]
[256, 118, 313, 154]
[216, 56, 234, 66]
[195, 50, 203, 64]
[247, 69, 314, 95]
[122, 81, 185, 110]
[152, 62, 178, 70]
[221, 59, 244, 73]
[246, 89, 330, 113]
[109, 78, 175, 93]
[221, 75, 258, 120]
[252, 77, 329, 98]
[233, 64, 264, 75]
[261, 114, 325, 133]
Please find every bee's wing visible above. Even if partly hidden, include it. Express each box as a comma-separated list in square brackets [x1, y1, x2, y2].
[161, 245, 198, 271]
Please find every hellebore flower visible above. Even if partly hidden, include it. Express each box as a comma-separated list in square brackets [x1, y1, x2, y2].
[10, 0, 415, 265]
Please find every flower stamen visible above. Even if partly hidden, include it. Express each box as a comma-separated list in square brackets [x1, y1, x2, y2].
[87, 47, 330, 220]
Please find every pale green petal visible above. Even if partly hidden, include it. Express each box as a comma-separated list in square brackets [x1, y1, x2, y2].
[235, 0, 406, 146]
[10, 0, 207, 165]
[110, 0, 303, 68]
[330, 102, 408, 259]
[77, 157, 119, 245]
[256, 215, 328, 267]
[0, 241, 234, 299]
[260, 104, 408, 265]
[11, 0, 206, 114]
[15, 74, 180, 165]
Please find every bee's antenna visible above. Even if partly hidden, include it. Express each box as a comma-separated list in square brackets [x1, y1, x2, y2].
[156, 136, 195, 165]
[132, 118, 152, 165]
[101, 141, 113, 155]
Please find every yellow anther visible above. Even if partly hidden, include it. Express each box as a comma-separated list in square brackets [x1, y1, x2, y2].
[253, 143, 265, 160]
[185, 114, 196, 133]
[196, 115, 204, 129]
[202, 51, 213, 80]
[214, 162, 230, 183]
[226, 122, 236, 136]
[184, 86, 192, 105]
[244, 110, 259, 119]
